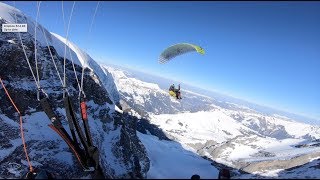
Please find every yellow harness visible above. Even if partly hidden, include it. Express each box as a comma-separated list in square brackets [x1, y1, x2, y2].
[169, 90, 176, 97]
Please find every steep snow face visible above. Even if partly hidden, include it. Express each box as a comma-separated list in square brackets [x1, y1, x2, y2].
[50, 33, 120, 104]
[49, 33, 120, 104]
[0, 2, 52, 46]
[50, 32, 84, 67]
[138, 132, 219, 179]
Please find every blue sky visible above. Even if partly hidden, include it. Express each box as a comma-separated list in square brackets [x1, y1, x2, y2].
[5, 1, 320, 120]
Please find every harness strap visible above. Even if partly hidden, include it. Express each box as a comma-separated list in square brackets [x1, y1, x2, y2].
[80, 97, 93, 147]
[39, 96, 89, 170]
[63, 95, 79, 144]
[64, 95, 91, 164]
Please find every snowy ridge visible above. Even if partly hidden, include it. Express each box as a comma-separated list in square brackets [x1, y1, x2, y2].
[0, 2, 82, 68]
[50, 32, 120, 104]
[103, 65, 219, 117]
[103, 65, 178, 108]
[0, 2, 21, 21]
[234, 110, 320, 139]
[183, 89, 213, 100]
[0, 2, 51, 46]
[105, 66, 163, 95]
[1, 2, 120, 104]
[50, 32, 84, 67]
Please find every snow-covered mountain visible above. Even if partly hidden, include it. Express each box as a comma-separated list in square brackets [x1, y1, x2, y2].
[44, 33, 120, 106]
[1, 2, 319, 179]
[101, 62, 320, 126]
[102, 64, 320, 179]
[103, 65, 220, 116]
[0, 2, 148, 179]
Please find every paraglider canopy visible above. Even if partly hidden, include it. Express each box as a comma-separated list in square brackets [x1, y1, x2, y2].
[159, 43, 205, 64]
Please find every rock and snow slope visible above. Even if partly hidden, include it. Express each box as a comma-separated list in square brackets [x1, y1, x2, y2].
[0, 2, 148, 179]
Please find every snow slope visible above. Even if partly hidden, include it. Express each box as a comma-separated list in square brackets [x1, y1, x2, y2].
[138, 132, 219, 179]
[102, 65, 320, 178]
[3, 2, 319, 178]
[150, 110, 253, 144]
[148, 110, 320, 177]
[104, 65, 216, 116]
[103, 66, 165, 104]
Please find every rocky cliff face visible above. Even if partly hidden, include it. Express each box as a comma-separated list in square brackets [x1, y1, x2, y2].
[0, 5, 149, 178]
